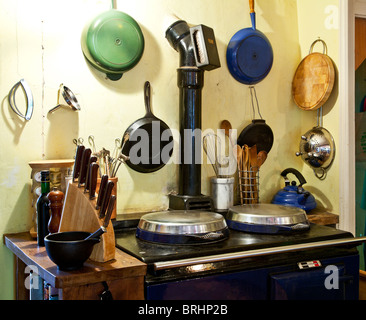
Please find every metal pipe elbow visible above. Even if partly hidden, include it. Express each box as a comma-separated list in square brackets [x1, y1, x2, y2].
[165, 20, 196, 67]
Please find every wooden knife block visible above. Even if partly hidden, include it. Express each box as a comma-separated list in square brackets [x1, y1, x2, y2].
[58, 182, 115, 262]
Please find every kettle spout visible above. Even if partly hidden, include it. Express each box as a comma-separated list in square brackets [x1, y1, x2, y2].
[298, 191, 310, 205]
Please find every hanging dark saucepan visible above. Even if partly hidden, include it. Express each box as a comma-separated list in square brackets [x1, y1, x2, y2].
[121, 81, 173, 173]
[226, 0, 273, 85]
[237, 87, 274, 153]
[81, 8, 144, 81]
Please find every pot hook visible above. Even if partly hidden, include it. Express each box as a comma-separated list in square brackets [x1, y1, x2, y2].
[249, 86, 263, 120]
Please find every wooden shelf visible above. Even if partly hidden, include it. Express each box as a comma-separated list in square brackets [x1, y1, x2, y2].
[28, 159, 74, 169]
[307, 209, 339, 226]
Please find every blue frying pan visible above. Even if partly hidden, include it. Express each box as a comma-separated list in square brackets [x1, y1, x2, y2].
[227, 0, 273, 85]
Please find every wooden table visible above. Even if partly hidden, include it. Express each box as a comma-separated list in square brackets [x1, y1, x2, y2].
[4, 232, 147, 300]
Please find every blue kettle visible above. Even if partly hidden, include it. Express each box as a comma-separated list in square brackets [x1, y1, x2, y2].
[271, 168, 317, 212]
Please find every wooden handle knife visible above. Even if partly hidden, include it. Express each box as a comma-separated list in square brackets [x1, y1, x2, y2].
[78, 148, 92, 187]
[99, 181, 114, 219]
[96, 174, 108, 210]
[84, 155, 97, 193]
[84, 195, 115, 240]
[103, 195, 115, 228]
[72, 145, 85, 182]
[89, 163, 99, 200]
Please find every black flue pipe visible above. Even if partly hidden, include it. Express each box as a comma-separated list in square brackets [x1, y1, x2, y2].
[166, 21, 204, 197]
[178, 68, 204, 196]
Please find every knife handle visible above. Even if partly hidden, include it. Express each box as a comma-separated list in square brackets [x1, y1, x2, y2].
[78, 148, 92, 187]
[103, 195, 116, 228]
[72, 145, 85, 182]
[99, 181, 114, 219]
[85, 227, 105, 240]
[96, 174, 108, 210]
[89, 163, 99, 200]
[84, 155, 97, 192]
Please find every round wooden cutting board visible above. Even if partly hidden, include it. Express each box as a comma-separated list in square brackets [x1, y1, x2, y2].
[292, 52, 335, 111]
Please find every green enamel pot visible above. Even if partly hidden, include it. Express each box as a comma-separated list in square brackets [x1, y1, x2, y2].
[81, 9, 144, 81]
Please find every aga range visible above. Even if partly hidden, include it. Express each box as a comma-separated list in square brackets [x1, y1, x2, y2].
[114, 209, 364, 300]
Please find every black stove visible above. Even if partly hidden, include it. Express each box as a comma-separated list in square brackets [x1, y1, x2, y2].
[114, 220, 362, 300]
[115, 222, 354, 265]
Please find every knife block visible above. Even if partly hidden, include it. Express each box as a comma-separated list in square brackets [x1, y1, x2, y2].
[58, 182, 115, 262]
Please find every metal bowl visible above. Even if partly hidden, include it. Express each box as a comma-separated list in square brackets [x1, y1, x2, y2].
[44, 232, 99, 271]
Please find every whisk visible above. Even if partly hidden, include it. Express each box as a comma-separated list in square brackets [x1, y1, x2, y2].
[203, 133, 222, 177]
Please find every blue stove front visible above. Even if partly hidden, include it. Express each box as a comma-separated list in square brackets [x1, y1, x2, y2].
[146, 253, 359, 300]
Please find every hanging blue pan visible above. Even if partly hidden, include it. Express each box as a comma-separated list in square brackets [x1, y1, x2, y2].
[226, 0, 273, 85]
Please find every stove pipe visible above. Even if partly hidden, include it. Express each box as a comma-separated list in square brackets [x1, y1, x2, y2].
[166, 21, 220, 209]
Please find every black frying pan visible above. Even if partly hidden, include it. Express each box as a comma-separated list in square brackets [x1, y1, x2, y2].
[237, 119, 273, 153]
[122, 81, 173, 173]
[237, 86, 274, 153]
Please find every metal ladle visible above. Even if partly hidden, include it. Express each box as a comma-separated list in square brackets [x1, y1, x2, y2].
[48, 84, 81, 113]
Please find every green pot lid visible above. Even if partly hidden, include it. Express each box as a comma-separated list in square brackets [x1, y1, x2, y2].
[82, 10, 144, 76]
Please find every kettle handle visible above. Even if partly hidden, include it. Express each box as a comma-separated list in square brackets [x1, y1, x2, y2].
[280, 168, 307, 186]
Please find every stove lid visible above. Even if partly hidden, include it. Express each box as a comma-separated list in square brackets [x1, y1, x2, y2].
[227, 204, 308, 226]
[138, 210, 228, 235]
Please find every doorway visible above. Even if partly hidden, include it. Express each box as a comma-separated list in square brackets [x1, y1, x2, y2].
[355, 17, 366, 270]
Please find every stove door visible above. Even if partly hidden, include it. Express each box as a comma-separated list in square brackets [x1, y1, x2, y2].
[146, 254, 359, 300]
[146, 268, 269, 300]
[270, 255, 359, 300]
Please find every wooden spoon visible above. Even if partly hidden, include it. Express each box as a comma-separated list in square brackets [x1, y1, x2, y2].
[257, 151, 268, 168]
[234, 144, 243, 205]
[220, 120, 233, 157]
[220, 120, 232, 139]
[249, 145, 258, 204]
[242, 145, 250, 203]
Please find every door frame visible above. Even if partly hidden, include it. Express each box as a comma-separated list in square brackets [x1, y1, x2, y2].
[339, 0, 366, 234]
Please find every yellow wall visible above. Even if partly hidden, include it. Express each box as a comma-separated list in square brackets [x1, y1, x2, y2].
[296, 0, 340, 211]
[0, 0, 339, 299]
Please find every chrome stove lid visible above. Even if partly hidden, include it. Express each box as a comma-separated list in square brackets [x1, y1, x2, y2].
[136, 210, 229, 244]
[226, 204, 310, 234]
[138, 210, 227, 234]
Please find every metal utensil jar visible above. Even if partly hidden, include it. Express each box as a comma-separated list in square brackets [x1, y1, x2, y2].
[211, 177, 234, 213]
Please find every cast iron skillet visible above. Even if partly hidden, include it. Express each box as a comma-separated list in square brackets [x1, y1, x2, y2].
[226, 0, 273, 85]
[121, 81, 173, 173]
[237, 87, 274, 153]
[237, 119, 274, 153]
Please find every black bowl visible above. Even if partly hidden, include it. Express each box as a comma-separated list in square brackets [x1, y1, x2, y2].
[44, 231, 100, 271]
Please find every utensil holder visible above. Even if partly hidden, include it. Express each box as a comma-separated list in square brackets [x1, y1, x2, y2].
[238, 166, 259, 204]
[211, 177, 234, 213]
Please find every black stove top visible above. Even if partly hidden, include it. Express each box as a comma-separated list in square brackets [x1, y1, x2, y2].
[114, 223, 354, 265]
